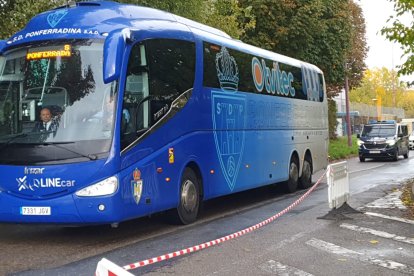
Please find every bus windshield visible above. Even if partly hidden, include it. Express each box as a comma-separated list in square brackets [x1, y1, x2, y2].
[0, 40, 117, 164]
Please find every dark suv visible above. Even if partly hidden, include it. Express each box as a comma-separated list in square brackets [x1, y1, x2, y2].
[357, 120, 409, 162]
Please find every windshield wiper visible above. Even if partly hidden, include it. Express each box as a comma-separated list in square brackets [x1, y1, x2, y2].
[41, 142, 99, 161]
[0, 133, 29, 151]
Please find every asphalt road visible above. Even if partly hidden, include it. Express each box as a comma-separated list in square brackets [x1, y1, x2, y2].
[1, 156, 414, 276]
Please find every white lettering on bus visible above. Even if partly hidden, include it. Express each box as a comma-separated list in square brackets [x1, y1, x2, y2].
[24, 167, 45, 175]
[216, 102, 244, 116]
[33, 178, 76, 188]
[24, 28, 82, 38]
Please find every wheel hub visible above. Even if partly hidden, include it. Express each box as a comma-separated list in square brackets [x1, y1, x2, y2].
[181, 180, 197, 212]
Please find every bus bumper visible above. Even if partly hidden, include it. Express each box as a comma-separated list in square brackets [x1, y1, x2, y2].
[0, 191, 124, 224]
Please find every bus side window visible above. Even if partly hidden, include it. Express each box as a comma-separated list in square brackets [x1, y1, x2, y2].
[145, 39, 195, 125]
[121, 39, 195, 150]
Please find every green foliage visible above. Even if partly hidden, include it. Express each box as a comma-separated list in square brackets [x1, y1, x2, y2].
[350, 68, 407, 108]
[328, 98, 338, 139]
[381, 0, 414, 77]
[328, 135, 358, 160]
[116, 0, 204, 22]
[117, 0, 255, 38]
[201, 0, 256, 39]
[345, 1, 368, 91]
[0, 0, 65, 39]
[238, 0, 366, 96]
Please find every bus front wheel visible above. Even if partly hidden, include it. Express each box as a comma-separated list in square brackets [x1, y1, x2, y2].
[284, 156, 299, 193]
[172, 168, 200, 225]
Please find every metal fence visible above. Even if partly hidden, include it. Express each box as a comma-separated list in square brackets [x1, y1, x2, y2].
[350, 102, 405, 121]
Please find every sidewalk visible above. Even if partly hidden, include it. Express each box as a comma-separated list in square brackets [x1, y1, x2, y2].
[328, 157, 414, 218]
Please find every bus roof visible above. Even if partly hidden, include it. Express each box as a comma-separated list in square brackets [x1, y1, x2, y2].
[3, 1, 229, 50]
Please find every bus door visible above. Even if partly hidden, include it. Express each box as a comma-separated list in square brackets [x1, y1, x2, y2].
[120, 38, 196, 150]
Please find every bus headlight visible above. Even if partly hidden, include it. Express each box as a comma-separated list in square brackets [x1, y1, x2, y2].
[386, 139, 396, 146]
[75, 176, 118, 197]
[357, 140, 364, 146]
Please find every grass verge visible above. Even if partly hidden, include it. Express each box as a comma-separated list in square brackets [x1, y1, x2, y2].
[329, 135, 358, 161]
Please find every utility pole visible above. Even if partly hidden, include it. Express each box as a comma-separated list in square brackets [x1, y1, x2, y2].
[344, 69, 352, 147]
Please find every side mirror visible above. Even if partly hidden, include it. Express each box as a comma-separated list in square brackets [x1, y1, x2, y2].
[103, 29, 131, 84]
[356, 133, 360, 138]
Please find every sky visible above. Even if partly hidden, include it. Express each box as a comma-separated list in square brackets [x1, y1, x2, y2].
[358, 0, 413, 83]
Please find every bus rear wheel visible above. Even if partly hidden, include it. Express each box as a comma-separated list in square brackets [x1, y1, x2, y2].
[284, 156, 299, 193]
[171, 167, 200, 225]
[299, 156, 312, 189]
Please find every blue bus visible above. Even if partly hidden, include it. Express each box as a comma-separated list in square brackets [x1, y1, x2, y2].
[0, 1, 328, 225]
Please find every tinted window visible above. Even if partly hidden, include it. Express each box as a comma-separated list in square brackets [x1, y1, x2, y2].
[121, 39, 195, 150]
[203, 42, 324, 102]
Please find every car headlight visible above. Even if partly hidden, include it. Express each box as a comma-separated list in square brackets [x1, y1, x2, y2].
[357, 140, 364, 146]
[75, 176, 118, 197]
[386, 139, 396, 146]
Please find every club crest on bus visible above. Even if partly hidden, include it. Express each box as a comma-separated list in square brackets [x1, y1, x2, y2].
[132, 169, 143, 204]
[212, 91, 246, 190]
[215, 47, 239, 91]
[47, 10, 68, 28]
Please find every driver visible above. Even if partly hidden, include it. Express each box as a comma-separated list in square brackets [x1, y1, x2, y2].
[32, 107, 59, 132]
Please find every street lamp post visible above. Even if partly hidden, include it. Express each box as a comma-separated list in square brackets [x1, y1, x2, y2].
[372, 98, 378, 121]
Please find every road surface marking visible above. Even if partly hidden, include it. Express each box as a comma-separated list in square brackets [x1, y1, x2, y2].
[340, 223, 414, 245]
[306, 238, 414, 274]
[364, 191, 406, 210]
[365, 212, 414, 225]
[259, 260, 314, 276]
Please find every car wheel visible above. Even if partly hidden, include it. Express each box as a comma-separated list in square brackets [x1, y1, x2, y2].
[393, 149, 399, 161]
[359, 156, 365, 162]
[404, 150, 409, 159]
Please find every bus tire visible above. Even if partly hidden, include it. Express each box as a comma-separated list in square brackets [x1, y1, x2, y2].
[299, 155, 312, 189]
[171, 167, 200, 225]
[284, 156, 299, 193]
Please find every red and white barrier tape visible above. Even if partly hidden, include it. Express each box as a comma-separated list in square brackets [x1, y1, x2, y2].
[122, 169, 328, 271]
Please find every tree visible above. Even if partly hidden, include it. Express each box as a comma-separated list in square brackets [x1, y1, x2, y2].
[381, 0, 414, 78]
[0, 0, 65, 40]
[200, 0, 256, 39]
[116, 0, 204, 22]
[345, 0, 367, 91]
[401, 90, 414, 117]
[238, 0, 365, 95]
[237, 0, 366, 139]
[350, 67, 407, 109]
[118, 0, 254, 39]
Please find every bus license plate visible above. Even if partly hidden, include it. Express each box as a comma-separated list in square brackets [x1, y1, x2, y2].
[20, 206, 51, 216]
[370, 150, 381, 154]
